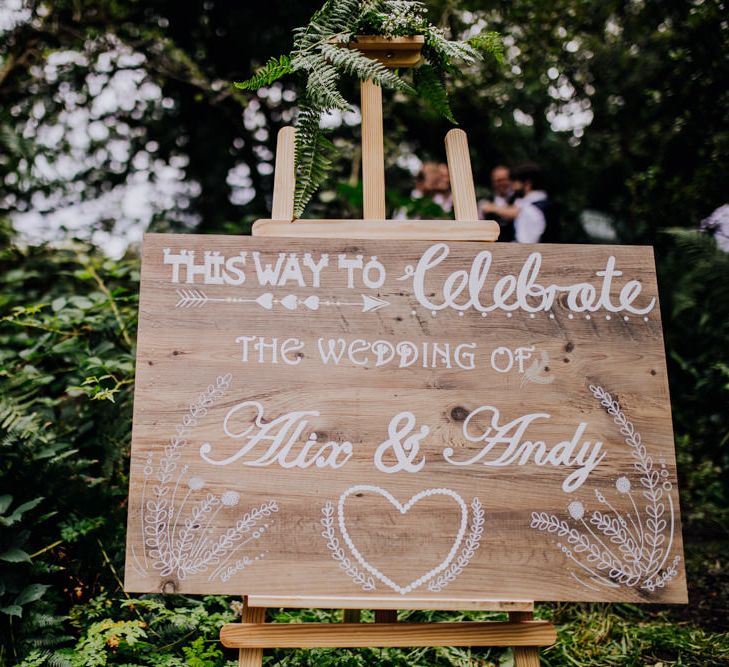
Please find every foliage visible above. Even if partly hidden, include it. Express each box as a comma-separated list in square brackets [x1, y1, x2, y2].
[659, 230, 729, 535]
[0, 495, 48, 618]
[235, 0, 502, 216]
[0, 236, 138, 664]
[15, 594, 238, 666]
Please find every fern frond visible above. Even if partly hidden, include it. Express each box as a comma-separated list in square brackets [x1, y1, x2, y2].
[323, 0, 362, 32]
[47, 653, 73, 667]
[294, 106, 337, 217]
[320, 43, 414, 93]
[0, 394, 45, 446]
[305, 61, 350, 110]
[414, 64, 456, 124]
[294, 0, 361, 50]
[24, 612, 67, 629]
[234, 0, 500, 213]
[234, 55, 292, 90]
[429, 34, 480, 65]
[469, 31, 504, 64]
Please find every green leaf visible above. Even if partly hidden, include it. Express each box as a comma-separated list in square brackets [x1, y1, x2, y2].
[68, 295, 93, 310]
[318, 43, 414, 94]
[1, 497, 43, 526]
[305, 61, 349, 110]
[12, 497, 44, 516]
[0, 494, 11, 515]
[0, 547, 31, 562]
[469, 31, 504, 64]
[14, 583, 49, 606]
[293, 105, 337, 217]
[414, 64, 456, 124]
[235, 55, 292, 90]
[0, 604, 23, 617]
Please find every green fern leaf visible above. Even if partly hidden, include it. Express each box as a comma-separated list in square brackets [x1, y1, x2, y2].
[414, 65, 456, 124]
[294, 0, 361, 50]
[234, 55, 292, 90]
[305, 61, 350, 110]
[235, 0, 500, 213]
[323, 0, 362, 32]
[319, 43, 414, 93]
[469, 31, 504, 64]
[294, 106, 337, 217]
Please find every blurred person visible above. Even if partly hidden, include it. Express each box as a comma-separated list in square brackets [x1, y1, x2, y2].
[491, 165, 513, 206]
[393, 161, 452, 219]
[415, 161, 452, 213]
[482, 162, 558, 243]
[481, 165, 516, 241]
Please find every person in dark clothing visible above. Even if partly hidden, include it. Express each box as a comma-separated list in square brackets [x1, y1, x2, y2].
[481, 165, 516, 241]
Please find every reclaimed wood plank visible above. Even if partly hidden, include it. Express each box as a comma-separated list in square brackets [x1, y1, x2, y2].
[125, 234, 686, 605]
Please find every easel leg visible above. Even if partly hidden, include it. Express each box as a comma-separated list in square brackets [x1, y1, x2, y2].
[238, 599, 266, 667]
[509, 611, 541, 667]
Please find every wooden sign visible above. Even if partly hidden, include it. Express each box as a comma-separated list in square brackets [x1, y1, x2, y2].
[124, 233, 687, 604]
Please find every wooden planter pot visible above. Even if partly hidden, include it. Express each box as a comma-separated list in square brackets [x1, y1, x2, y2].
[347, 35, 424, 69]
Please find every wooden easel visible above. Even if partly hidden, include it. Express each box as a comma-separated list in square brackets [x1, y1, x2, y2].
[221, 40, 556, 665]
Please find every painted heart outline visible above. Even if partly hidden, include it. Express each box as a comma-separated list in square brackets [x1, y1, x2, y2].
[337, 485, 469, 595]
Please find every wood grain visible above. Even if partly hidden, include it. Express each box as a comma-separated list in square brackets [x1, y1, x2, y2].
[125, 234, 687, 605]
[510, 611, 541, 667]
[347, 35, 425, 68]
[445, 129, 480, 223]
[361, 79, 386, 220]
[252, 218, 500, 240]
[220, 621, 556, 648]
[271, 127, 295, 221]
[237, 604, 265, 667]
[246, 596, 534, 612]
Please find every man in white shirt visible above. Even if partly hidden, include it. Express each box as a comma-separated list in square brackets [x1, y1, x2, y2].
[482, 163, 552, 243]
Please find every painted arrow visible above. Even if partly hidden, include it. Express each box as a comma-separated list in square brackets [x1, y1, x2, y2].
[360, 295, 390, 313]
[319, 294, 390, 313]
[175, 290, 390, 313]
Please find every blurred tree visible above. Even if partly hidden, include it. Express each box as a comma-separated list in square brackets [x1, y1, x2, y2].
[0, 0, 317, 241]
[1, 0, 727, 245]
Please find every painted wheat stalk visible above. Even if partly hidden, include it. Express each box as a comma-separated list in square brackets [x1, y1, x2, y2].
[143, 374, 232, 575]
[530, 385, 679, 593]
[139, 374, 278, 582]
